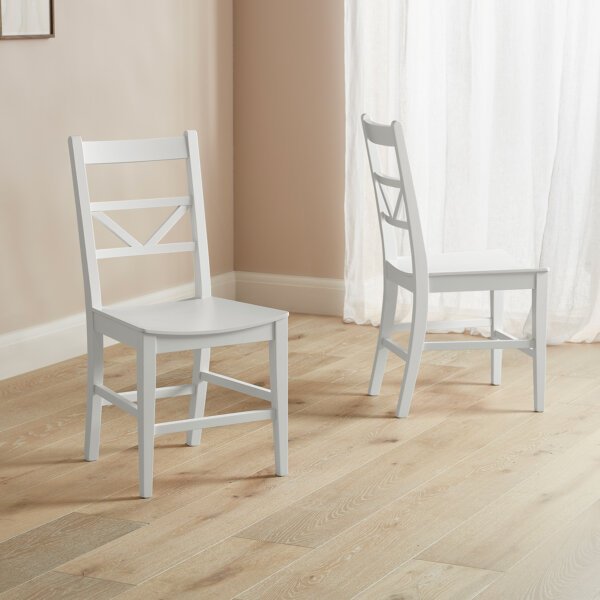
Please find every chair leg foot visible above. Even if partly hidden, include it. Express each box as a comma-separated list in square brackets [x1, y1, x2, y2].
[369, 281, 398, 396]
[271, 319, 288, 477]
[396, 287, 427, 418]
[533, 348, 546, 412]
[368, 345, 389, 396]
[187, 349, 210, 447]
[491, 360, 502, 386]
[139, 462, 154, 499]
[137, 336, 157, 498]
[491, 290, 504, 386]
[84, 395, 102, 461]
[84, 329, 103, 462]
[273, 414, 288, 477]
[533, 272, 548, 412]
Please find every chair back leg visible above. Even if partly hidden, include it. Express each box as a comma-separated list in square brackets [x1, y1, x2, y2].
[270, 319, 288, 476]
[84, 327, 104, 461]
[396, 286, 427, 418]
[491, 290, 504, 385]
[369, 279, 398, 396]
[533, 272, 548, 412]
[137, 335, 157, 498]
[187, 348, 210, 446]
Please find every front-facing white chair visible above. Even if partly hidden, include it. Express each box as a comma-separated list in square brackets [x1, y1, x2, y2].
[69, 131, 288, 498]
[362, 115, 548, 418]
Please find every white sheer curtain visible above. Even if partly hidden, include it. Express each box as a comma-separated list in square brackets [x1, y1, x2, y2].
[345, 0, 600, 343]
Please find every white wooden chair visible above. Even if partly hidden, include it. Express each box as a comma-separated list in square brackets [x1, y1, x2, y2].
[69, 131, 288, 498]
[362, 115, 548, 418]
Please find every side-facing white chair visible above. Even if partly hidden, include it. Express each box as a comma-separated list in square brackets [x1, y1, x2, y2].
[69, 131, 288, 498]
[362, 115, 548, 418]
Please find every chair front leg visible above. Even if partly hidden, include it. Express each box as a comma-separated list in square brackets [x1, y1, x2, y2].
[137, 335, 157, 498]
[396, 283, 427, 418]
[369, 279, 398, 395]
[533, 272, 548, 412]
[187, 348, 210, 446]
[270, 318, 288, 476]
[84, 324, 103, 461]
[491, 290, 504, 386]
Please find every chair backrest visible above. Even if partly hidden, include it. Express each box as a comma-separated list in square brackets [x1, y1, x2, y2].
[68, 130, 210, 311]
[361, 115, 427, 280]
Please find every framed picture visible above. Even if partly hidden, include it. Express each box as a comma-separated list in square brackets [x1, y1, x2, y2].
[0, 0, 54, 39]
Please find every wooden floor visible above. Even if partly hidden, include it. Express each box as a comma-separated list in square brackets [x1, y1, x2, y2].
[1, 314, 600, 599]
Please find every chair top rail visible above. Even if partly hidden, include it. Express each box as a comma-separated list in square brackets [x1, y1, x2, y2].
[90, 196, 192, 212]
[96, 241, 196, 260]
[362, 115, 396, 146]
[373, 171, 402, 188]
[83, 136, 189, 165]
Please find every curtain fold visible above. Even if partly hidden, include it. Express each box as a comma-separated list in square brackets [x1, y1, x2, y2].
[345, 0, 600, 343]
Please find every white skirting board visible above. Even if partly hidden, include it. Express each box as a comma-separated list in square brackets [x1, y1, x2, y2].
[236, 271, 344, 316]
[0, 271, 344, 380]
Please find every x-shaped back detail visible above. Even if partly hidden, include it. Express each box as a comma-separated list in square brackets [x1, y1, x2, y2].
[92, 203, 189, 249]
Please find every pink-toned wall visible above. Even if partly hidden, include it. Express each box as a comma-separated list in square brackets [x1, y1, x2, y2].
[233, 0, 345, 279]
[0, 0, 233, 334]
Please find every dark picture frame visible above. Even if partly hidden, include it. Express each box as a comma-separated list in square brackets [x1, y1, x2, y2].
[0, 0, 54, 40]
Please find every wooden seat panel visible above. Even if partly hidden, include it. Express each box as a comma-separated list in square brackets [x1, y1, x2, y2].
[390, 249, 546, 278]
[100, 297, 287, 336]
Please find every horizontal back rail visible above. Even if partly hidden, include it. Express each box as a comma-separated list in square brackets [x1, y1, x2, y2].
[90, 196, 191, 212]
[381, 213, 409, 229]
[96, 241, 195, 260]
[83, 137, 189, 165]
[373, 171, 402, 188]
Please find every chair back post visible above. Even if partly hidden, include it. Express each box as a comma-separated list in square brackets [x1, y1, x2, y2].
[184, 130, 211, 299]
[391, 120, 428, 284]
[69, 135, 103, 311]
[361, 115, 428, 287]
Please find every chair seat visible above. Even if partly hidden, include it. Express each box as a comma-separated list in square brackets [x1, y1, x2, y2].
[99, 297, 288, 336]
[390, 249, 546, 277]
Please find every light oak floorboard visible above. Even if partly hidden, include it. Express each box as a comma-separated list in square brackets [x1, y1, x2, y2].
[55, 381, 460, 583]
[355, 559, 500, 600]
[0, 572, 130, 600]
[234, 385, 600, 598]
[56, 366, 551, 586]
[235, 370, 546, 548]
[1, 315, 598, 599]
[75, 359, 459, 526]
[113, 537, 308, 600]
[0, 513, 142, 594]
[418, 418, 600, 571]
[571, 380, 600, 407]
[473, 500, 600, 600]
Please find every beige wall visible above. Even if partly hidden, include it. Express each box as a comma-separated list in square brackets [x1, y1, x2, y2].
[1, 0, 346, 338]
[0, 0, 233, 334]
[233, 0, 345, 279]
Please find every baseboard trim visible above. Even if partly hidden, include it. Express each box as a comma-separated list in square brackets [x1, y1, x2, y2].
[235, 271, 344, 316]
[0, 272, 236, 381]
[0, 270, 342, 380]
